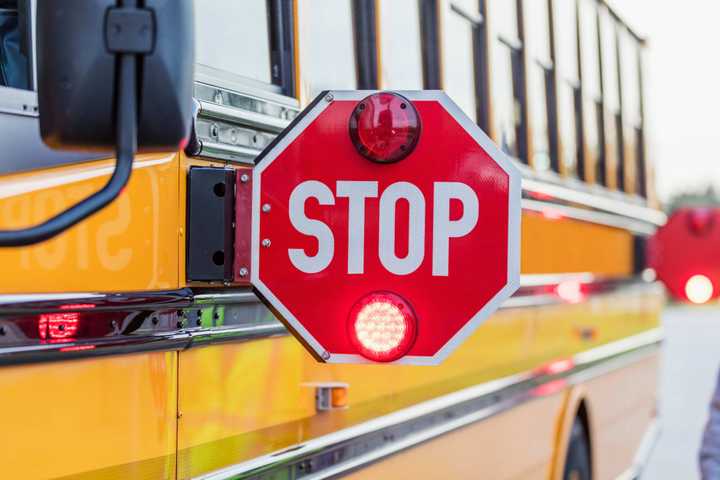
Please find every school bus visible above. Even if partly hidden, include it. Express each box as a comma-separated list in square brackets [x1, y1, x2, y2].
[0, 0, 665, 479]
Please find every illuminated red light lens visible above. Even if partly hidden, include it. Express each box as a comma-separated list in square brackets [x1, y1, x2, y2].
[685, 274, 714, 304]
[555, 281, 585, 304]
[38, 312, 80, 340]
[349, 92, 421, 163]
[348, 292, 417, 362]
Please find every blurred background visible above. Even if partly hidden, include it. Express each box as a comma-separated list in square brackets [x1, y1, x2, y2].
[618, 3, 720, 478]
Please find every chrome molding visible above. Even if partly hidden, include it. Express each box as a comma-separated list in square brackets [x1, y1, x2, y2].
[194, 328, 664, 480]
[189, 81, 299, 165]
[0, 276, 663, 365]
[617, 419, 662, 480]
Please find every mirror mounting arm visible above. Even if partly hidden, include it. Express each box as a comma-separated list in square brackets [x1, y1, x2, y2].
[0, 1, 150, 247]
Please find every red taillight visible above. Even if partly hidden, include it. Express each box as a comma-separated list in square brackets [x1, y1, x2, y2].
[685, 274, 714, 304]
[349, 92, 420, 164]
[348, 292, 417, 362]
[38, 312, 79, 340]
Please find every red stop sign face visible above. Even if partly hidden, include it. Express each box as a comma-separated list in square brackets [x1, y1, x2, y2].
[251, 91, 520, 364]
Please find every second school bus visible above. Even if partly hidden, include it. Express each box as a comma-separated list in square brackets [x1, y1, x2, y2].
[0, 0, 664, 478]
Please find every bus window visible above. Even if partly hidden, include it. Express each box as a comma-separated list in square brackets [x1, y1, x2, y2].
[487, 0, 522, 160]
[0, 0, 30, 90]
[195, 1, 273, 87]
[600, 7, 622, 190]
[523, 0, 552, 172]
[619, 29, 642, 194]
[441, 0, 481, 123]
[378, 0, 423, 90]
[553, 0, 579, 178]
[297, 0, 357, 103]
[578, 0, 603, 185]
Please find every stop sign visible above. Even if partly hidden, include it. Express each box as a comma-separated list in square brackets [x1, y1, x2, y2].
[649, 208, 720, 303]
[251, 91, 520, 364]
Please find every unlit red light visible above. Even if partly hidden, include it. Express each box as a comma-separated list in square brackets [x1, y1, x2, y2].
[349, 292, 416, 362]
[685, 274, 714, 304]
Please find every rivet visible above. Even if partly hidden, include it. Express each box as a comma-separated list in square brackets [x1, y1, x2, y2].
[240, 173, 250, 183]
[325, 93, 334, 103]
[321, 351, 331, 360]
[262, 239, 272, 248]
[238, 267, 249, 277]
[262, 204, 271, 213]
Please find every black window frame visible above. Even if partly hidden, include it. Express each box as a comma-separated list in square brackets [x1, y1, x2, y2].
[352, 0, 379, 89]
[268, 0, 296, 97]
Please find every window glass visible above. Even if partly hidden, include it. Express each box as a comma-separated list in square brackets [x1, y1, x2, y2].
[524, 0, 551, 171]
[378, 0, 423, 90]
[298, 0, 357, 102]
[600, 8, 619, 112]
[442, 0, 479, 121]
[554, 0, 578, 83]
[487, 0, 517, 40]
[491, 44, 518, 156]
[578, 0, 600, 99]
[620, 30, 641, 127]
[0, 0, 30, 90]
[524, 0, 550, 63]
[195, 0, 272, 85]
[557, 83, 578, 176]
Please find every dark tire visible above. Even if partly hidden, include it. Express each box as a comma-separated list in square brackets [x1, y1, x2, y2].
[563, 418, 592, 480]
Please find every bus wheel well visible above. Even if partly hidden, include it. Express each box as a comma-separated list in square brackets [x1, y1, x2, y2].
[575, 400, 593, 476]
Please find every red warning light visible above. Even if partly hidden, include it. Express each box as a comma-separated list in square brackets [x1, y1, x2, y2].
[685, 274, 714, 304]
[555, 281, 585, 304]
[348, 292, 417, 362]
[349, 92, 420, 164]
[38, 312, 80, 340]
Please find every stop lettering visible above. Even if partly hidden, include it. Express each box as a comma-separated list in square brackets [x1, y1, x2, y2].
[250, 91, 521, 365]
[288, 180, 478, 276]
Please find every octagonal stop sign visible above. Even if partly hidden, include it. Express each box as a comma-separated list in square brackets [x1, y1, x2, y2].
[251, 91, 520, 364]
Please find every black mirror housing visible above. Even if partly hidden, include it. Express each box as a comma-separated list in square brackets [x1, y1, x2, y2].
[37, 0, 194, 152]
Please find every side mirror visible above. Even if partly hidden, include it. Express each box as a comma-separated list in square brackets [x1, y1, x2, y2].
[0, 0, 194, 247]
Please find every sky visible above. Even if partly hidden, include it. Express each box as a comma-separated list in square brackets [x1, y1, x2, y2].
[614, 0, 720, 202]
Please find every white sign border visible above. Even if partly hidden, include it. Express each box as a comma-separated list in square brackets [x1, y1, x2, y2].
[252, 90, 521, 366]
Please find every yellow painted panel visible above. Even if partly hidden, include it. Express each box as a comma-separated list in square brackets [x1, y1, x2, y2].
[0, 352, 178, 480]
[521, 213, 634, 276]
[0, 154, 180, 293]
[177, 284, 662, 478]
[344, 393, 566, 480]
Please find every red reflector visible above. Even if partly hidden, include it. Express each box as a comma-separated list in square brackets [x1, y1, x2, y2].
[38, 312, 79, 340]
[348, 292, 417, 362]
[685, 274, 714, 304]
[349, 92, 420, 164]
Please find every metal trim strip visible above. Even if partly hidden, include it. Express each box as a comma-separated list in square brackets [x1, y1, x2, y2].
[193, 328, 664, 480]
[0, 277, 662, 366]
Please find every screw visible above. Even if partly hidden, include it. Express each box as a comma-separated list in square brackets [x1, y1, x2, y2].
[262, 204, 271, 213]
[238, 267, 249, 277]
[240, 173, 250, 183]
[262, 239, 272, 248]
[325, 93, 334, 103]
[321, 351, 331, 360]
[210, 123, 219, 138]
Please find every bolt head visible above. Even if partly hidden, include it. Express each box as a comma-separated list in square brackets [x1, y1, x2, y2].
[321, 351, 331, 360]
[262, 239, 272, 248]
[325, 93, 334, 103]
[262, 204, 271, 213]
[240, 173, 250, 183]
[238, 267, 249, 277]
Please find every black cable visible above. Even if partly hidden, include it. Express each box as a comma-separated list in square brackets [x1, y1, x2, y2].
[0, 52, 136, 247]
